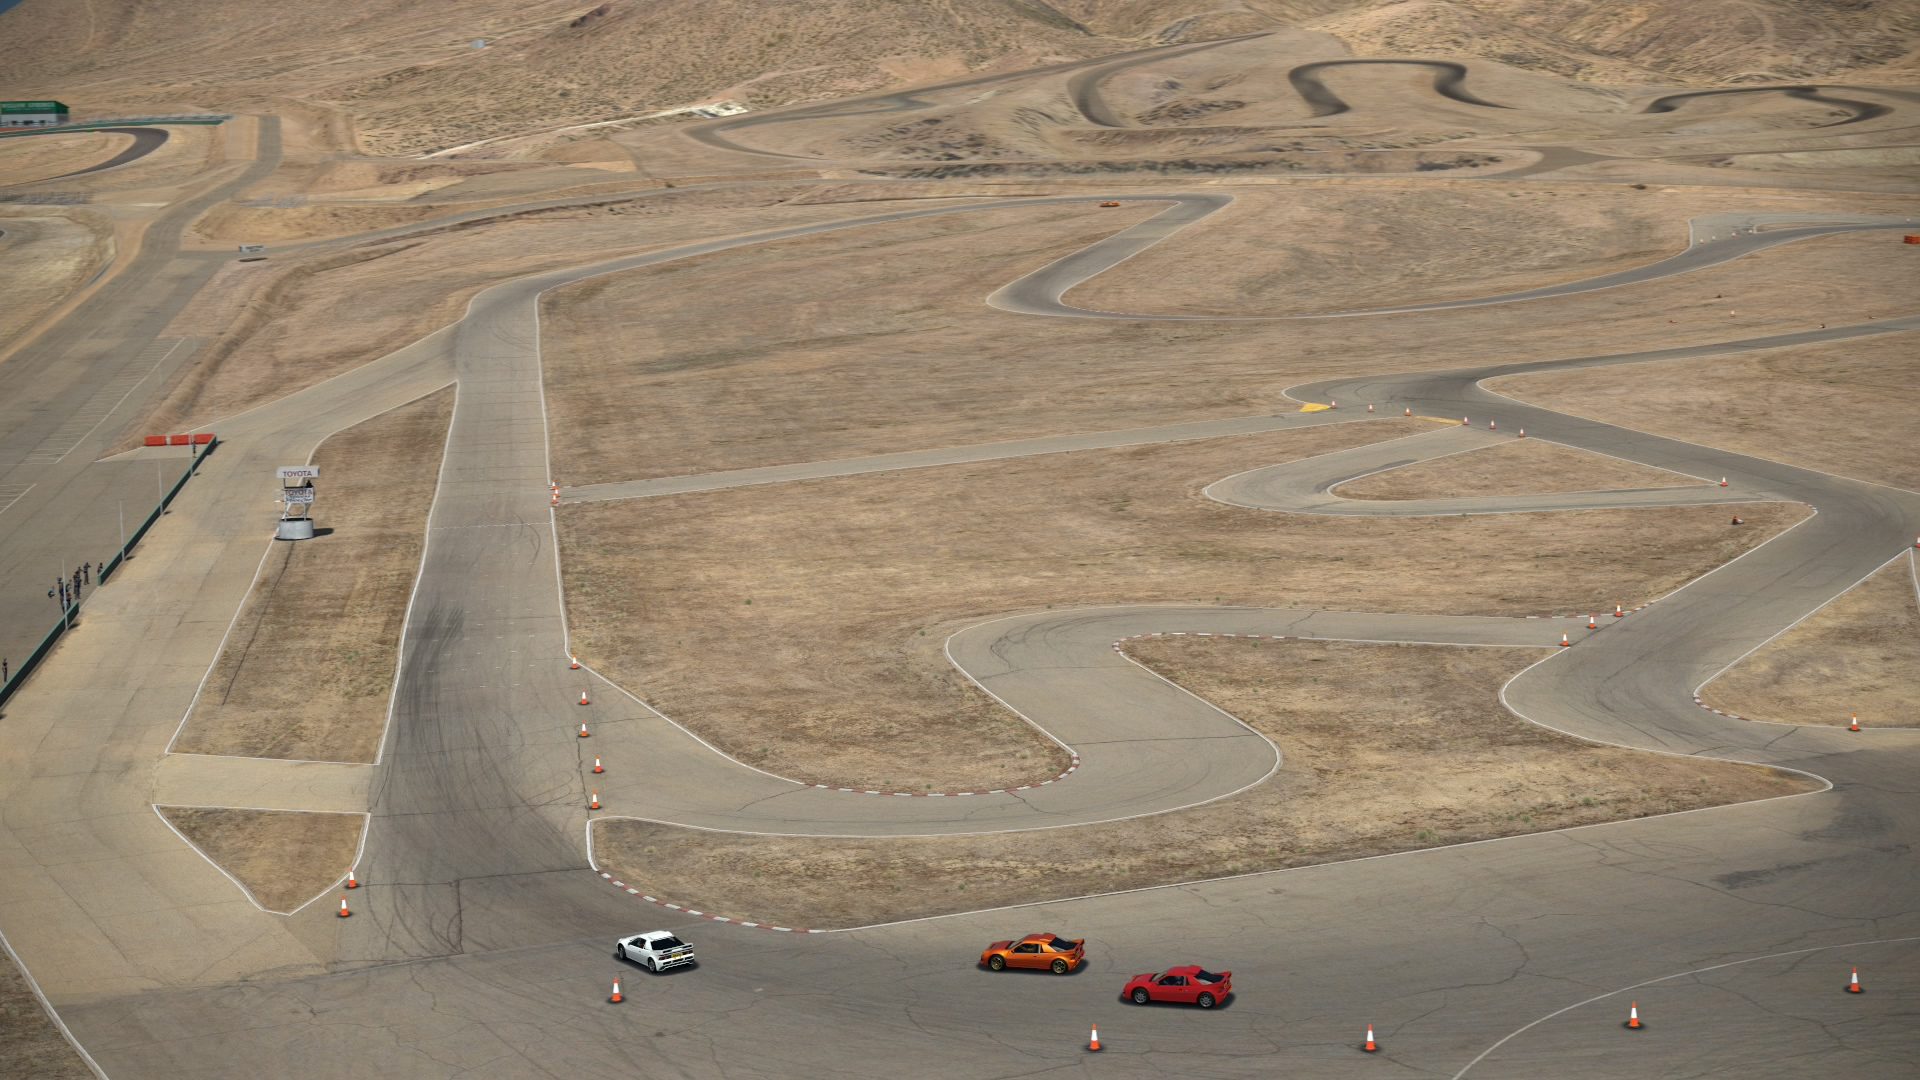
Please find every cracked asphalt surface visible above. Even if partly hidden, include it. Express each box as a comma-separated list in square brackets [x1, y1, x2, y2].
[1, 74, 1918, 1080]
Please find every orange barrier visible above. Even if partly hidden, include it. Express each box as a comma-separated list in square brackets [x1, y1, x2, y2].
[147, 433, 215, 446]
[1904, 235, 1920, 244]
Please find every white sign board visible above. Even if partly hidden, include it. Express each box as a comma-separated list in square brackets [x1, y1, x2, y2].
[238, 243, 266, 255]
[283, 487, 316, 505]
[277, 465, 319, 487]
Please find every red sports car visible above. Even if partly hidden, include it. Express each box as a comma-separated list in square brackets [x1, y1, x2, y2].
[1123, 966, 1232, 1008]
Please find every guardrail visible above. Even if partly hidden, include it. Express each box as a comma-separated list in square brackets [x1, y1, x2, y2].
[0, 115, 231, 138]
[0, 438, 218, 710]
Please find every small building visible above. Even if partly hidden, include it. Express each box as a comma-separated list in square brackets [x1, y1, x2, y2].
[1, 101, 71, 127]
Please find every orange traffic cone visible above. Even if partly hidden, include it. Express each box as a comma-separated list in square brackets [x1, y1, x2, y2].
[1367, 403, 1374, 413]
[1404, 407, 1412, 416]
[579, 689, 591, 706]
[1088, 1024, 1102, 1052]
[593, 756, 605, 774]
[1489, 420, 1497, 430]
[1518, 428, 1526, 438]
[1614, 603, 1625, 618]
[578, 722, 591, 738]
[569, 654, 581, 670]
[1847, 967, 1863, 993]
[338, 897, 352, 918]
[1849, 713, 1861, 732]
[1362, 1024, 1379, 1053]
[346, 870, 359, 890]
[1719, 477, 1729, 487]
[1625, 1002, 1642, 1030]
[589, 791, 601, 810]
[1913, 535, 1919, 549]
[609, 979, 624, 1004]
[1560, 633, 1572, 647]
[1330, 400, 1337, 409]
[1462, 416, 1470, 426]
[1587, 614, 1598, 629]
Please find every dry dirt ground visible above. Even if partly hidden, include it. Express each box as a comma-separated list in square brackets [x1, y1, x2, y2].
[539, 186, 1918, 486]
[0, 131, 131, 187]
[169, 387, 453, 762]
[593, 637, 1814, 929]
[156, 807, 365, 914]
[1488, 331, 1920, 493]
[1701, 552, 1920, 729]
[0, 208, 113, 356]
[6, 3, 1912, 164]
[1334, 436, 1701, 499]
[557, 419, 1804, 791]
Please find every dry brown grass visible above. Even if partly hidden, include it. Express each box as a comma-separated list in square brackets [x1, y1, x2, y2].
[134, 184, 824, 445]
[0, 955, 91, 1080]
[169, 387, 452, 762]
[157, 807, 364, 913]
[540, 188, 1920, 486]
[1702, 552, 1920, 728]
[1487, 331, 1920, 493]
[1067, 188, 1920, 317]
[557, 420, 1805, 791]
[1335, 436, 1701, 499]
[592, 637, 1814, 929]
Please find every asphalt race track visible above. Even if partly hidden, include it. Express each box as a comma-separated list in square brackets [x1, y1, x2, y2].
[2, 108, 1919, 1078]
[1286, 59, 1512, 117]
[0, 126, 169, 183]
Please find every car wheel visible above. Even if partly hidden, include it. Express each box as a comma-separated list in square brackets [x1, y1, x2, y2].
[617, 945, 628, 961]
[1131, 988, 1150, 1005]
[647, 957, 658, 972]
[988, 955, 1005, 971]
[1051, 959, 1069, 975]
[1197, 993, 1216, 1009]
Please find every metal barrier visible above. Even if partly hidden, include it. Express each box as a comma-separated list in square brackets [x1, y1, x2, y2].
[0, 438, 218, 710]
[0, 115, 231, 139]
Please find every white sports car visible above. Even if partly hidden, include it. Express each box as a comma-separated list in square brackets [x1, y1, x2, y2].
[616, 930, 696, 972]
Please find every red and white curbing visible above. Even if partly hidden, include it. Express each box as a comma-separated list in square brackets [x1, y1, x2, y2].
[599, 871, 826, 933]
[1694, 695, 1748, 720]
[1115, 631, 1291, 650]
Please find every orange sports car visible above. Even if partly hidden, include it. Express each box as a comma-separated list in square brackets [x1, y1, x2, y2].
[980, 933, 1086, 974]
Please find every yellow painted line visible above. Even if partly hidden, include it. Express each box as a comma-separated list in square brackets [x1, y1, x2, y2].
[1417, 416, 1461, 425]
[1298, 403, 1332, 413]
